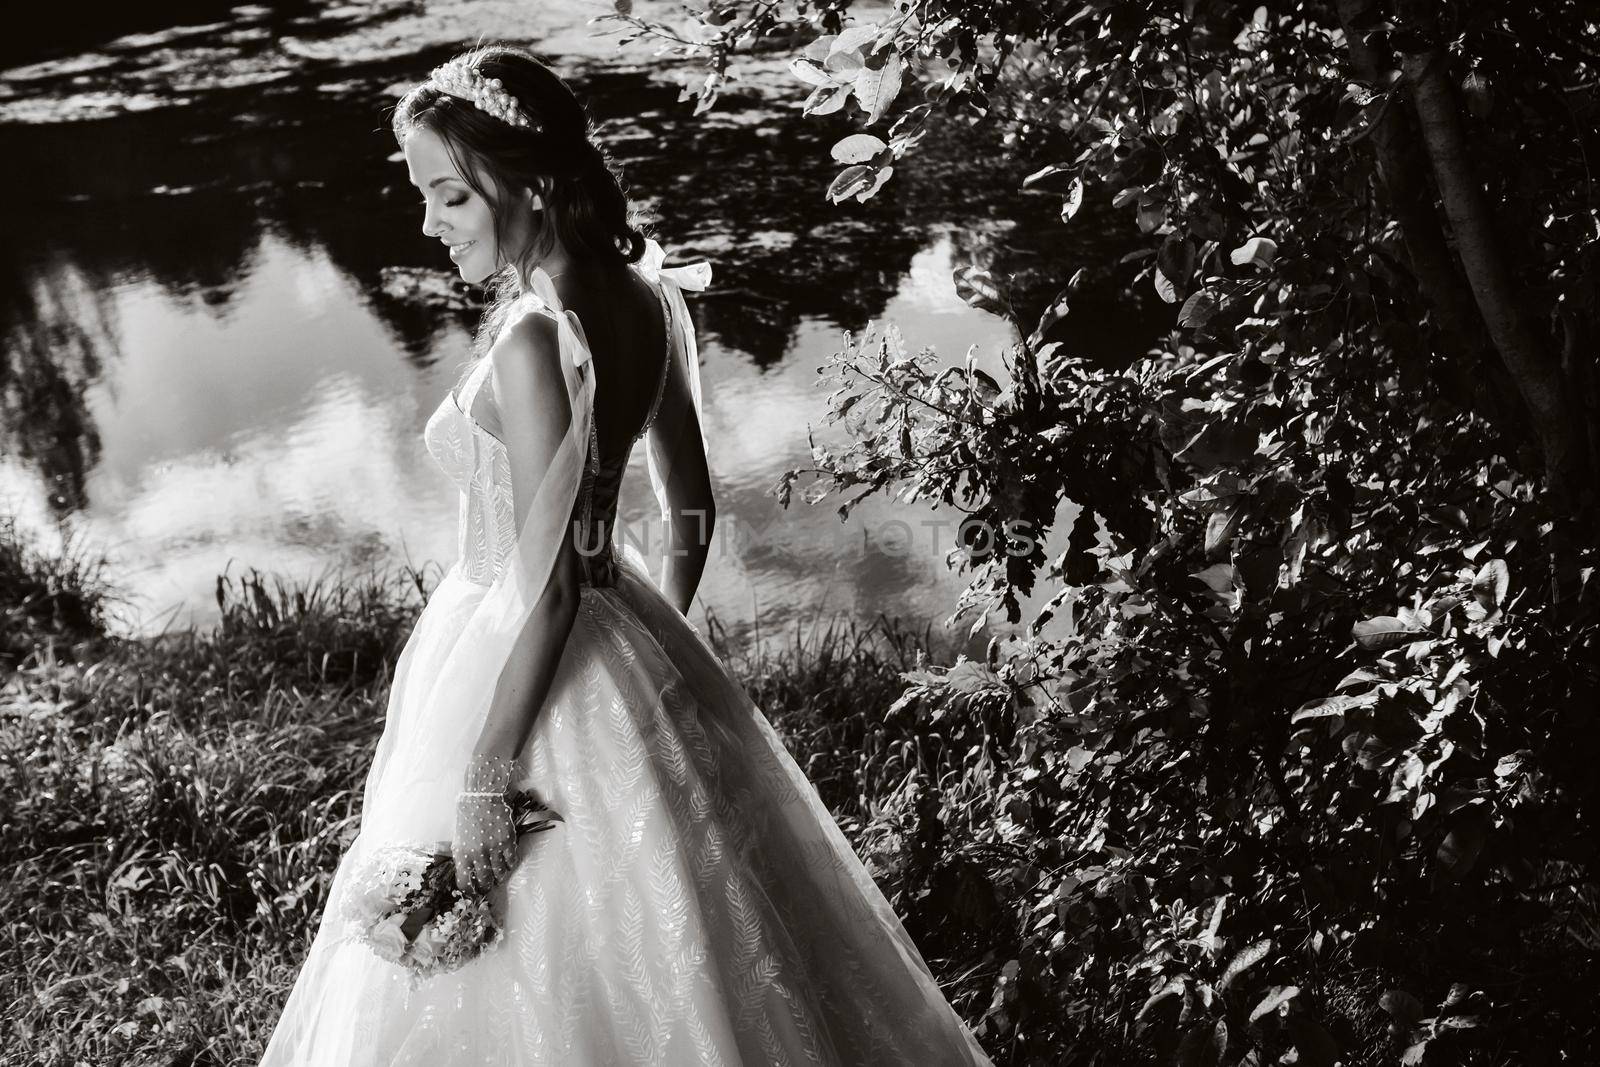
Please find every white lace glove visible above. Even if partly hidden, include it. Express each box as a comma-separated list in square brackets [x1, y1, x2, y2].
[453, 753, 517, 896]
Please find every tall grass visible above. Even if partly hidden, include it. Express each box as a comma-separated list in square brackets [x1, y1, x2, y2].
[0, 514, 117, 665]
[1, 518, 446, 1062]
[1, 522, 991, 1063]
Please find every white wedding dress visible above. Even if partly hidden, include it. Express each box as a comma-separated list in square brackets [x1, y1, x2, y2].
[258, 239, 995, 1066]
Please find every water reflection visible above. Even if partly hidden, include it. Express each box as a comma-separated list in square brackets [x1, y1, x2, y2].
[1, 0, 1166, 649]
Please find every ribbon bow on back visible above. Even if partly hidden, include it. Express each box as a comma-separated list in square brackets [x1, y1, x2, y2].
[632, 237, 712, 455]
[637, 236, 713, 293]
[523, 236, 710, 376]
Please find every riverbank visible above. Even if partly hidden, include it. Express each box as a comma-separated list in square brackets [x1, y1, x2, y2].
[0, 515, 997, 1060]
[0, 0, 1135, 645]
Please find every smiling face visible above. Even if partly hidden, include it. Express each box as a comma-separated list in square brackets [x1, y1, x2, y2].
[404, 125, 536, 286]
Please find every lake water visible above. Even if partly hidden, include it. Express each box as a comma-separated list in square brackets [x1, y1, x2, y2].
[0, 0, 1164, 650]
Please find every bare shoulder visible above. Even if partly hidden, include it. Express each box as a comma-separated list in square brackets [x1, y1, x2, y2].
[495, 303, 562, 363]
[490, 304, 564, 389]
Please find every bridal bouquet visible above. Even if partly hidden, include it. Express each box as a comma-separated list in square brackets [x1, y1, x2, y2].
[340, 789, 562, 987]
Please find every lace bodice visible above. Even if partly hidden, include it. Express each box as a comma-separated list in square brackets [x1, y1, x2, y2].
[423, 271, 674, 588]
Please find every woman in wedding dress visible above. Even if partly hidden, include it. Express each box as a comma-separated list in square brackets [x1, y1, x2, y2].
[259, 44, 995, 1066]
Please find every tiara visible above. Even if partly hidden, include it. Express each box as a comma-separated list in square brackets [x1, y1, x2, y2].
[426, 55, 540, 132]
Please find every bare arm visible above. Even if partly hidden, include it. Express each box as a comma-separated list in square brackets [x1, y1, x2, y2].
[475, 311, 583, 759]
[453, 310, 583, 894]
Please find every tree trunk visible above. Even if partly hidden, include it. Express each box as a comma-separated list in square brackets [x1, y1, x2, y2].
[1398, 44, 1594, 505]
[1332, 0, 1530, 445]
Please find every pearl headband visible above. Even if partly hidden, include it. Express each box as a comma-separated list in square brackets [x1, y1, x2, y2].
[426, 55, 541, 132]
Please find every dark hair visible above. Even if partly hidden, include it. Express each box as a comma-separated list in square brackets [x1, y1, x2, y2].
[390, 43, 649, 361]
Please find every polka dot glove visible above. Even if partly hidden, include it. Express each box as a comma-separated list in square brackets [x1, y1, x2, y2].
[454, 753, 516, 896]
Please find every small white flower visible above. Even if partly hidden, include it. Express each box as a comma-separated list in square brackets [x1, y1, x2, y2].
[409, 922, 446, 967]
[366, 912, 410, 963]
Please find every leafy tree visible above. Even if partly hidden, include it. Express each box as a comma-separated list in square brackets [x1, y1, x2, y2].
[607, 1, 1600, 1063]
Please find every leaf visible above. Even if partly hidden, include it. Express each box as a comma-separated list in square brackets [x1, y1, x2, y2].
[1210, 1018, 1229, 1063]
[953, 266, 1007, 314]
[1157, 236, 1195, 297]
[853, 166, 894, 203]
[1178, 289, 1221, 329]
[1203, 894, 1227, 948]
[803, 83, 851, 117]
[803, 34, 836, 62]
[824, 49, 865, 77]
[1022, 164, 1073, 192]
[827, 165, 876, 202]
[1028, 289, 1072, 349]
[790, 58, 832, 86]
[1154, 267, 1180, 303]
[1291, 692, 1376, 723]
[1334, 668, 1384, 690]
[1191, 562, 1239, 597]
[828, 23, 881, 57]
[854, 54, 903, 125]
[1061, 177, 1085, 221]
[1219, 938, 1270, 990]
[1230, 236, 1278, 268]
[831, 133, 887, 163]
[1136, 977, 1186, 1022]
[1471, 558, 1509, 610]
[1204, 504, 1244, 559]
[945, 657, 1002, 695]
[1249, 985, 1299, 1022]
[1352, 616, 1426, 651]
[612, 0, 632, 13]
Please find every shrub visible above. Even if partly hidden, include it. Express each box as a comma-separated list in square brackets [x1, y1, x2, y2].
[628, 0, 1600, 1061]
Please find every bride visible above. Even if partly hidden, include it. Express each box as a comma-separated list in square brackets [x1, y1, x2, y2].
[259, 44, 994, 1066]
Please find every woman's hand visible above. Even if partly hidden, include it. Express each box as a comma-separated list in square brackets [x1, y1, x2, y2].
[453, 753, 518, 895]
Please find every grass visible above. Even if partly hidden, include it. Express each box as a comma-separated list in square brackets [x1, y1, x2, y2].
[0, 514, 117, 666]
[0, 516, 981, 1064]
[2, 518, 426, 1061]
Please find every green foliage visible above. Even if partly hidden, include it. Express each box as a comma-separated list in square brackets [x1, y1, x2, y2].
[650, 0, 1600, 1062]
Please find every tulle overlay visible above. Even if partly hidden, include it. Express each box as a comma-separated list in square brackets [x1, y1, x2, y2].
[260, 241, 993, 1065]
[260, 547, 992, 1065]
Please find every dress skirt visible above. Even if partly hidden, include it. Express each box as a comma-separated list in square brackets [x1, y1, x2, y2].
[258, 543, 994, 1066]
